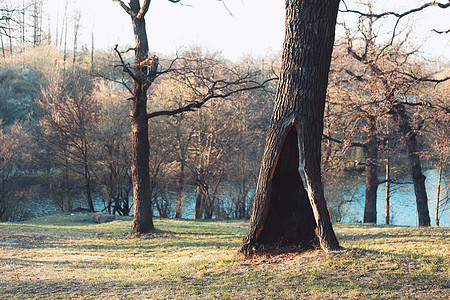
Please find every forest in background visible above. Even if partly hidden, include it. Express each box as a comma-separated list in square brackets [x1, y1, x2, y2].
[0, 0, 448, 226]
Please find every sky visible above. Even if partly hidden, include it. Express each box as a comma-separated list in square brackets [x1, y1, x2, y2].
[39, 0, 450, 61]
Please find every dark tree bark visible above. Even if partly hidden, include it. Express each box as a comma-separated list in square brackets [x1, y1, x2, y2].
[194, 174, 204, 220]
[435, 162, 443, 226]
[175, 158, 185, 219]
[364, 116, 378, 223]
[391, 102, 430, 226]
[83, 153, 94, 212]
[130, 6, 154, 234]
[114, 0, 269, 230]
[241, 0, 341, 254]
[113, 0, 155, 234]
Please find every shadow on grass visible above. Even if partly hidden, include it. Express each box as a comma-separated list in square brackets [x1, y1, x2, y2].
[344, 246, 447, 261]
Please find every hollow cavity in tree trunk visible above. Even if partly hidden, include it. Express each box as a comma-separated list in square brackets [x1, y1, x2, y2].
[258, 127, 317, 249]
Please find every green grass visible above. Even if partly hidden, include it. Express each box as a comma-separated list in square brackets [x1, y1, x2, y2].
[0, 214, 449, 299]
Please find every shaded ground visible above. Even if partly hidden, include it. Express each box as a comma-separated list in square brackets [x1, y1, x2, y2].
[0, 214, 449, 299]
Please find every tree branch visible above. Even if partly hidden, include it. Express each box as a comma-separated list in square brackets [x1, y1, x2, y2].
[91, 72, 134, 95]
[147, 77, 276, 119]
[340, 1, 450, 20]
[114, 44, 139, 83]
[322, 134, 367, 148]
[112, 0, 132, 15]
[401, 72, 450, 84]
[345, 69, 366, 82]
[136, 0, 152, 19]
[218, 0, 233, 15]
[341, 1, 450, 45]
[378, 179, 413, 185]
[122, 46, 136, 53]
[397, 100, 450, 114]
[432, 28, 450, 34]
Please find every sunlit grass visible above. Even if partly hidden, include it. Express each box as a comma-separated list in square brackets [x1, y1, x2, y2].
[1, 214, 449, 299]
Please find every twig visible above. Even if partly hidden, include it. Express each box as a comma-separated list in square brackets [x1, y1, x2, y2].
[114, 44, 139, 83]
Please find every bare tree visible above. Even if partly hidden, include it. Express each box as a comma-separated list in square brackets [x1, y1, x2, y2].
[112, 0, 161, 234]
[95, 81, 133, 216]
[37, 68, 99, 212]
[0, 120, 33, 220]
[149, 76, 196, 219]
[72, 11, 81, 65]
[421, 74, 450, 226]
[113, 0, 270, 233]
[0, 2, 18, 56]
[333, 0, 450, 226]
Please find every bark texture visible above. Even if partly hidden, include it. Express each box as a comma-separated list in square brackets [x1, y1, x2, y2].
[364, 116, 378, 223]
[175, 159, 185, 219]
[128, 0, 154, 234]
[435, 163, 443, 226]
[391, 103, 430, 226]
[241, 0, 341, 254]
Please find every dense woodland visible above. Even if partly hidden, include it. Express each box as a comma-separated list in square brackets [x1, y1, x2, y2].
[0, 0, 448, 229]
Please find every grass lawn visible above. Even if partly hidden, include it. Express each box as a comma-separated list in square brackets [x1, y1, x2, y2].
[0, 213, 449, 299]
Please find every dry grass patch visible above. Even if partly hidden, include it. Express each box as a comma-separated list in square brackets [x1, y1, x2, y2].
[0, 214, 449, 299]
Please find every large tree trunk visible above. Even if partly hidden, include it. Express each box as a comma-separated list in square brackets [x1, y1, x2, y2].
[130, 6, 154, 234]
[364, 116, 378, 223]
[131, 102, 153, 233]
[241, 0, 341, 254]
[391, 103, 430, 227]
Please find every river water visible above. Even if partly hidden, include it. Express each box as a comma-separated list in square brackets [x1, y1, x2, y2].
[177, 169, 449, 227]
[339, 168, 449, 226]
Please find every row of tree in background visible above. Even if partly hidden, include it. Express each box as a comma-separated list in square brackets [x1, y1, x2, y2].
[0, 0, 83, 64]
[0, 0, 448, 227]
[0, 42, 277, 221]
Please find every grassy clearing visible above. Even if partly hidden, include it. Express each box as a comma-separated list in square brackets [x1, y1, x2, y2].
[0, 214, 449, 299]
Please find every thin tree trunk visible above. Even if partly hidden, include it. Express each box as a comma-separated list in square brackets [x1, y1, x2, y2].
[91, 31, 94, 74]
[47, 15, 51, 45]
[241, 0, 341, 254]
[175, 158, 185, 219]
[391, 103, 430, 226]
[364, 116, 378, 223]
[435, 162, 442, 226]
[108, 162, 114, 214]
[22, 1, 25, 45]
[385, 161, 390, 225]
[83, 139, 94, 212]
[33, 2, 38, 47]
[194, 175, 204, 220]
[1, 33, 5, 58]
[55, 11, 59, 48]
[85, 166, 94, 212]
[205, 171, 223, 219]
[64, 149, 72, 212]
[73, 12, 80, 65]
[63, 11, 67, 70]
[385, 121, 390, 225]
[203, 184, 212, 219]
[194, 134, 206, 220]
[8, 20, 12, 56]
